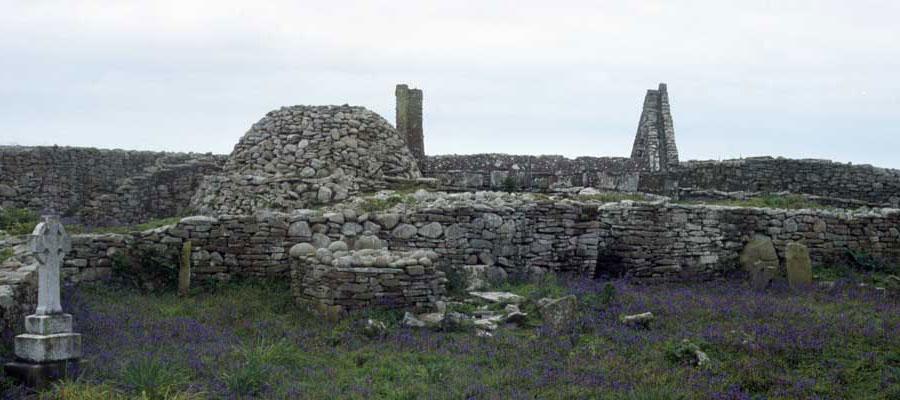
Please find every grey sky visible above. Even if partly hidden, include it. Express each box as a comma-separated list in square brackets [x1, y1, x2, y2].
[2, 1, 899, 168]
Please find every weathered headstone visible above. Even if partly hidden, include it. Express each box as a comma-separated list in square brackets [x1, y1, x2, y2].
[4, 216, 82, 388]
[785, 242, 813, 286]
[740, 236, 780, 290]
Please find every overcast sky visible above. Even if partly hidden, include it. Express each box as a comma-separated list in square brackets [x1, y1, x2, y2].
[2, 1, 898, 168]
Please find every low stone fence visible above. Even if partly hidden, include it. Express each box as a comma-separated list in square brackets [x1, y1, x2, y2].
[290, 242, 444, 313]
[50, 193, 900, 287]
[597, 201, 900, 281]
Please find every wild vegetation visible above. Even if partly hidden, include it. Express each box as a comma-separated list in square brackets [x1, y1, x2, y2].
[0, 273, 895, 399]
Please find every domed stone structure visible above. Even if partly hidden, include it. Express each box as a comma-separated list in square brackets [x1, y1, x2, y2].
[191, 105, 421, 214]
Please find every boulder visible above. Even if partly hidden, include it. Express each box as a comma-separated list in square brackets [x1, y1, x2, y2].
[356, 319, 387, 338]
[621, 312, 654, 329]
[539, 295, 578, 332]
[785, 242, 812, 286]
[401, 312, 426, 328]
[469, 291, 525, 305]
[441, 312, 474, 333]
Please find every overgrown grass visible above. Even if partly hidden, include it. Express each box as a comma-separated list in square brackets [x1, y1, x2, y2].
[2, 278, 895, 399]
[0, 208, 39, 235]
[679, 194, 831, 210]
[0, 248, 12, 264]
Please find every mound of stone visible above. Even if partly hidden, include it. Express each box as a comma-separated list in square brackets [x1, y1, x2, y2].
[192, 105, 421, 215]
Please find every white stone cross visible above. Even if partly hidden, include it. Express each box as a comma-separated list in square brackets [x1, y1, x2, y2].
[29, 216, 71, 315]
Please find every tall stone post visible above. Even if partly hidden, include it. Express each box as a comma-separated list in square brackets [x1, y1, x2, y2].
[4, 216, 82, 388]
[395, 84, 425, 164]
[630, 83, 679, 172]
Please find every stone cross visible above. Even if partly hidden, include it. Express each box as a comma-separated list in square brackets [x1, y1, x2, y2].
[29, 216, 71, 315]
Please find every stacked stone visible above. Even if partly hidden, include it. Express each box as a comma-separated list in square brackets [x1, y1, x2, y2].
[675, 157, 900, 207]
[0, 146, 224, 227]
[597, 201, 900, 281]
[630, 83, 679, 172]
[290, 239, 444, 312]
[63, 234, 131, 283]
[0, 236, 38, 339]
[191, 105, 422, 215]
[56, 191, 900, 286]
[423, 154, 639, 192]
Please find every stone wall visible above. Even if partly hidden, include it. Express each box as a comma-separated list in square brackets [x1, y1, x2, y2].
[0, 146, 225, 226]
[55, 192, 900, 286]
[423, 154, 640, 192]
[291, 244, 444, 312]
[597, 201, 900, 282]
[674, 157, 900, 207]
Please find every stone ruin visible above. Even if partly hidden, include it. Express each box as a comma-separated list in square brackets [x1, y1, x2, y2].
[630, 83, 679, 172]
[190, 105, 422, 215]
[1, 82, 900, 323]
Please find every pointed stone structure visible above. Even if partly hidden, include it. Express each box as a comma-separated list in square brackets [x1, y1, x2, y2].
[395, 84, 424, 164]
[630, 83, 679, 172]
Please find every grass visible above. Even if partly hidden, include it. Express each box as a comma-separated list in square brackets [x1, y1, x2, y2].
[0, 208, 39, 236]
[0, 277, 895, 399]
[0, 248, 12, 264]
[358, 195, 416, 213]
[679, 194, 832, 210]
[0, 207, 180, 237]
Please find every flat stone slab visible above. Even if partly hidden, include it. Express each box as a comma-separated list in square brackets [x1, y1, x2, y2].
[469, 291, 525, 305]
[15, 333, 82, 363]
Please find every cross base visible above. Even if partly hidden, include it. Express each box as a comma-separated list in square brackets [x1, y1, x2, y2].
[3, 359, 81, 389]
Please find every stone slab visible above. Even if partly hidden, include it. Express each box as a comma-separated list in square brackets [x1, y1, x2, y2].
[4, 359, 81, 389]
[14, 333, 82, 363]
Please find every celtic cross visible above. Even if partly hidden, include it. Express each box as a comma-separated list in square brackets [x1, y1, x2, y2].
[29, 216, 71, 315]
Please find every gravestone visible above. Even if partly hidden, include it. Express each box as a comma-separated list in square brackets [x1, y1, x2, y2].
[4, 216, 82, 388]
[785, 242, 813, 286]
[740, 236, 780, 290]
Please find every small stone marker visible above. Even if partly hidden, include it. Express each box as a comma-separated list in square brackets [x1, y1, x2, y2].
[785, 242, 813, 286]
[740, 236, 780, 290]
[4, 216, 82, 388]
[179, 241, 192, 297]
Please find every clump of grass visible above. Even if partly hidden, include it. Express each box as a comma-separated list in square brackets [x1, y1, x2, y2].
[681, 194, 830, 210]
[0, 207, 39, 235]
[359, 195, 415, 213]
[0, 248, 13, 264]
[120, 358, 192, 400]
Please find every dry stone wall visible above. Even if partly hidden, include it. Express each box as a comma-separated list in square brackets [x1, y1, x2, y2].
[598, 201, 900, 282]
[291, 245, 444, 312]
[51, 192, 900, 287]
[0, 146, 224, 226]
[423, 155, 639, 192]
[674, 157, 900, 207]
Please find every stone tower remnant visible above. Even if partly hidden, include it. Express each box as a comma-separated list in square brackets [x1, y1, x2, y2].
[630, 83, 679, 172]
[395, 84, 424, 163]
